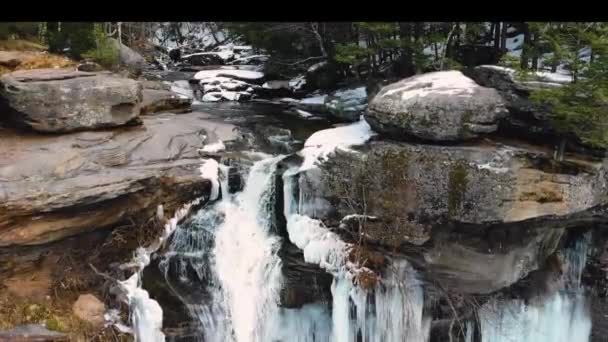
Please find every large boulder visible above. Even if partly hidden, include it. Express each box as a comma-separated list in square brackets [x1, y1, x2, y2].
[366, 70, 508, 141]
[299, 140, 607, 294]
[107, 38, 146, 77]
[0, 68, 142, 133]
[303, 140, 608, 247]
[0, 112, 223, 247]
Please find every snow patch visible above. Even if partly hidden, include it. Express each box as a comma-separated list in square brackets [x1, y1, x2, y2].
[296, 109, 313, 118]
[382, 71, 478, 101]
[194, 69, 264, 81]
[301, 95, 327, 105]
[299, 118, 375, 171]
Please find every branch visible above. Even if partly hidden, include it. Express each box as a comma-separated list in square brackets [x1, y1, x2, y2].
[273, 56, 326, 66]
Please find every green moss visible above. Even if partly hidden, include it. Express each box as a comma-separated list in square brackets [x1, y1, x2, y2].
[448, 160, 469, 218]
[459, 110, 474, 136]
[46, 316, 66, 332]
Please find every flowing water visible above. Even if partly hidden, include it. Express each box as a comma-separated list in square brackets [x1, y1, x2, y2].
[479, 233, 593, 342]
[132, 116, 594, 342]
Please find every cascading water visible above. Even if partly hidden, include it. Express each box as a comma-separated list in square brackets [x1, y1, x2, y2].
[159, 157, 286, 342]
[479, 233, 592, 342]
[282, 169, 431, 342]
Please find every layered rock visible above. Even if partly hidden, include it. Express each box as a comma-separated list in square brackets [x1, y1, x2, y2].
[0, 68, 142, 133]
[295, 138, 607, 294]
[141, 88, 192, 115]
[366, 70, 508, 141]
[0, 112, 215, 247]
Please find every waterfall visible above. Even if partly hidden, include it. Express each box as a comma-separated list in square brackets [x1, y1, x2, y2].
[281, 170, 431, 342]
[160, 157, 286, 342]
[211, 157, 285, 342]
[479, 233, 592, 342]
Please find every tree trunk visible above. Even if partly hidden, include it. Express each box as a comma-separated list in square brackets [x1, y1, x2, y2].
[117, 22, 122, 45]
[500, 22, 507, 50]
[494, 22, 500, 49]
[520, 22, 530, 70]
[555, 139, 566, 161]
[531, 32, 539, 70]
[398, 22, 414, 76]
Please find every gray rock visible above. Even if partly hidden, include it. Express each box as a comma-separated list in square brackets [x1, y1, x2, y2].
[0, 324, 67, 341]
[107, 38, 146, 77]
[325, 86, 368, 122]
[141, 80, 171, 91]
[0, 112, 221, 246]
[141, 89, 192, 115]
[0, 68, 142, 133]
[304, 140, 607, 247]
[366, 70, 508, 141]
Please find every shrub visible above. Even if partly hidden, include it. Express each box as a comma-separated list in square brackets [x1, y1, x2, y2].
[82, 25, 119, 69]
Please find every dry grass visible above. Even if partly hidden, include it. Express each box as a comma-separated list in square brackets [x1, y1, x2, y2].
[0, 39, 47, 51]
[18, 54, 76, 70]
[0, 294, 132, 341]
[0, 50, 76, 76]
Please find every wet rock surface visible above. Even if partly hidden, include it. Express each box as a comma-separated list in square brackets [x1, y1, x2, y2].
[0, 324, 67, 341]
[0, 112, 218, 246]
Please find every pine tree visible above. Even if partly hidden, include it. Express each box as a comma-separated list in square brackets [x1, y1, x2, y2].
[531, 23, 608, 151]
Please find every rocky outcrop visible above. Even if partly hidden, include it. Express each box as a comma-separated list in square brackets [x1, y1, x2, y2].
[307, 140, 607, 244]
[366, 71, 508, 141]
[0, 112, 215, 247]
[0, 68, 142, 133]
[141, 89, 192, 115]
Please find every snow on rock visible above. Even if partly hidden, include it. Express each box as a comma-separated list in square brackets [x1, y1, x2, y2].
[170, 80, 195, 99]
[534, 71, 573, 84]
[381, 70, 478, 101]
[194, 69, 264, 81]
[203, 84, 222, 93]
[289, 75, 307, 91]
[301, 95, 327, 105]
[368, 71, 507, 141]
[296, 109, 313, 118]
[478, 65, 573, 85]
[230, 54, 269, 65]
[280, 97, 300, 104]
[202, 92, 222, 102]
[182, 50, 234, 64]
[299, 118, 375, 171]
